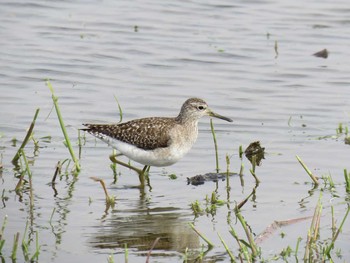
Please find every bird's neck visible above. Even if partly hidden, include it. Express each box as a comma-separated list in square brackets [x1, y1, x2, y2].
[175, 113, 198, 125]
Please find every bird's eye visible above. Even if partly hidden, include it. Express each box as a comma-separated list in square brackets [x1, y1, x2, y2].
[197, 105, 205, 110]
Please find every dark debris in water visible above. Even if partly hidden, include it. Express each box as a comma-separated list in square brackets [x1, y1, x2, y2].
[187, 172, 235, 186]
[245, 141, 265, 166]
[313, 48, 328, 59]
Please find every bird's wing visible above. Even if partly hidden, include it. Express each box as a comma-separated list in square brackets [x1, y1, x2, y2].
[82, 117, 174, 150]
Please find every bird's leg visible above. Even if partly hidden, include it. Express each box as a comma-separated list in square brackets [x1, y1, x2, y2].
[142, 165, 150, 175]
[143, 165, 152, 190]
[109, 154, 143, 175]
[109, 154, 151, 187]
[139, 165, 152, 187]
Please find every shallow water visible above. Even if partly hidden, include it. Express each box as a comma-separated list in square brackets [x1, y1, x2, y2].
[1, 0, 350, 262]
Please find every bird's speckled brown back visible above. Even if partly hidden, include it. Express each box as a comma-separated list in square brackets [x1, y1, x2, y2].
[82, 117, 176, 150]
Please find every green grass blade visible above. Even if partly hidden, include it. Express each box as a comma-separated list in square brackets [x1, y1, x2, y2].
[0, 215, 8, 253]
[189, 223, 214, 249]
[324, 204, 350, 257]
[12, 108, 40, 164]
[218, 233, 236, 262]
[113, 95, 123, 123]
[296, 155, 319, 185]
[344, 169, 350, 192]
[11, 232, 20, 260]
[47, 81, 80, 173]
[210, 119, 220, 173]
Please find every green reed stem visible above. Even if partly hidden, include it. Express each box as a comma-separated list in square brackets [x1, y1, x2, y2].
[229, 226, 251, 262]
[304, 193, 322, 261]
[108, 254, 115, 263]
[30, 231, 40, 261]
[250, 169, 260, 185]
[21, 150, 34, 208]
[183, 247, 188, 263]
[239, 145, 243, 159]
[49, 208, 56, 225]
[47, 81, 80, 173]
[324, 204, 350, 257]
[189, 223, 214, 249]
[296, 155, 319, 185]
[12, 108, 40, 164]
[11, 232, 20, 260]
[294, 237, 302, 258]
[239, 162, 244, 176]
[344, 169, 350, 192]
[236, 209, 258, 258]
[0, 215, 8, 253]
[113, 95, 123, 123]
[226, 154, 231, 191]
[210, 119, 219, 173]
[331, 205, 336, 238]
[218, 233, 236, 262]
[124, 243, 128, 263]
[251, 155, 256, 173]
[226, 154, 230, 176]
[22, 220, 30, 261]
[78, 129, 82, 159]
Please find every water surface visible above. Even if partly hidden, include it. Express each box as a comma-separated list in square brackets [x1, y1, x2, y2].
[1, 0, 350, 262]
